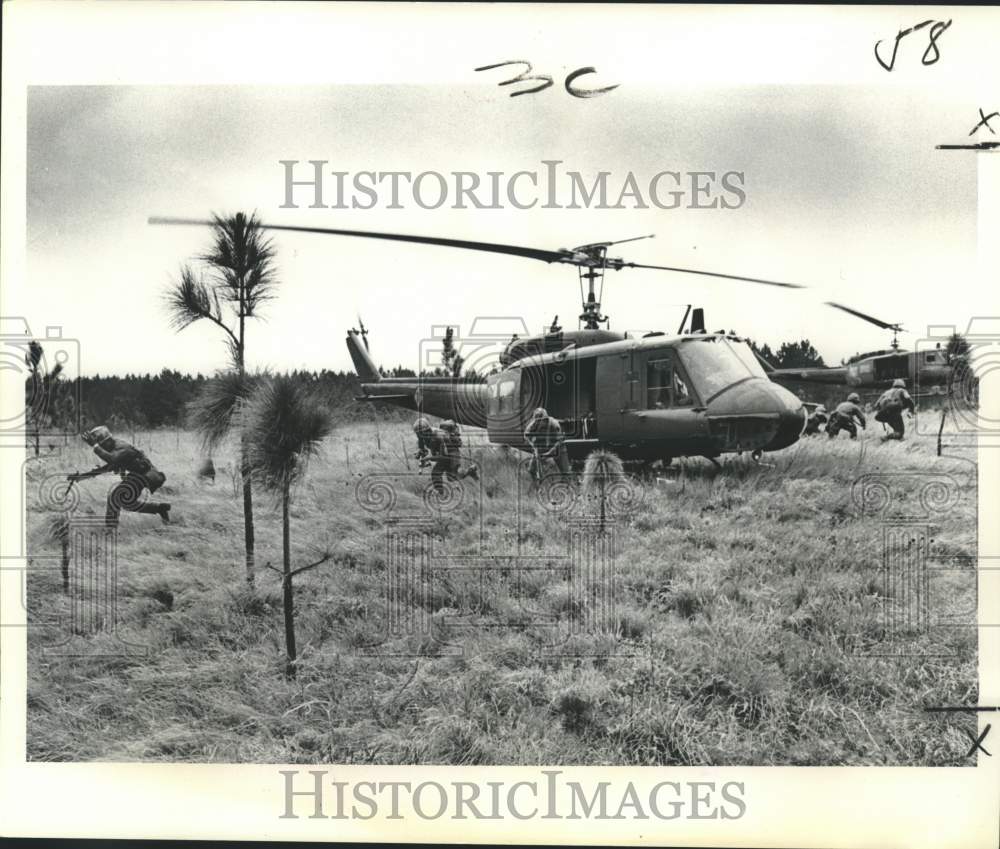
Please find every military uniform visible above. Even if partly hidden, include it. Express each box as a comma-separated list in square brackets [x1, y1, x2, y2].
[525, 409, 571, 480]
[874, 380, 915, 439]
[826, 397, 866, 440]
[414, 420, 454, 493]
[440, 420, 479, 482]
[79, 426, 170, 526]
[803, 406, 828, 436]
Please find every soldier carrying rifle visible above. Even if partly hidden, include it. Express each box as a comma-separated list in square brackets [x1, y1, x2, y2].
[524, 407, 571, 482]
[68, 426, 171, 527]
[412, 417, 478, 494]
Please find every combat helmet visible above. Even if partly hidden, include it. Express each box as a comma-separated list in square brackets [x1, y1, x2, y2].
[83, 425, 112, 446]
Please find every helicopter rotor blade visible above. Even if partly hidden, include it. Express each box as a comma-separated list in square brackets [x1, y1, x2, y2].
[150, 216, 809, 289]
[824, 301, 903, 331]
[149, 217, 573, 265]
[619, 262, 805, 289]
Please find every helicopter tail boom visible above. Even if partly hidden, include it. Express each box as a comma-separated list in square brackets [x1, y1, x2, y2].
[346, 330, 381, 382]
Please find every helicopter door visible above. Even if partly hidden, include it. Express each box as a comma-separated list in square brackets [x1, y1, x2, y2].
[595, 349, 637, 439]
[486, 371, 524, 447]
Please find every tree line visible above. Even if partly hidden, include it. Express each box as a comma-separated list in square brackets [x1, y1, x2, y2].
[25, 367, 409, 436]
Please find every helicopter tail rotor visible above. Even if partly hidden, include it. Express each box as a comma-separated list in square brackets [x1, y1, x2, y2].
[357, 315, 370, 351]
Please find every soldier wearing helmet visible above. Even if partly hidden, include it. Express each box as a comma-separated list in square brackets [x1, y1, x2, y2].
[874, 378, 915, 440]
[524, 407, 571, 481]
[439, 419, 479, 482]
[826, 392, 867, 440]
[803, 404, 829, 436]
[70, 425, 170, 526]
[413, 417, 454, 492]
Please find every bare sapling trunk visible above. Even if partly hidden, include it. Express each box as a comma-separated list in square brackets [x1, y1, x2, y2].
[242, 434, 256, 589]
[281, 479, 297, 678]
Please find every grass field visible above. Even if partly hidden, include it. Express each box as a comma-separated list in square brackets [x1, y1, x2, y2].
[25, 418, 979, 765]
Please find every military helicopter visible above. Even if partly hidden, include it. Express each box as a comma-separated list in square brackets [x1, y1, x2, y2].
[150, 217, 814, 466]
[761, 302, 953, 392]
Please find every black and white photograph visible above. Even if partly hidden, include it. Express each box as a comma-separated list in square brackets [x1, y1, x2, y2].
[2, 3, 998, 846]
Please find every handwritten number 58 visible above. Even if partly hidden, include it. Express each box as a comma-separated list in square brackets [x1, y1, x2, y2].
[875, 19, 952, 71]
[475, 61, 620, 98]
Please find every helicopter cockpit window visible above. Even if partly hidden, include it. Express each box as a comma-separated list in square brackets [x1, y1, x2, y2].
[678, 337, 760, 402]
[729, 340, 768, 379]
[497, 378, 517, 414]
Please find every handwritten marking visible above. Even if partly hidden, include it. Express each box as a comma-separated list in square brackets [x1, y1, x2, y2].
[923, 705, 1000, 712]
[874, 19, 952, 71]
[936, 142, 1000, 151]
[473, 61, 553, 98]
[564, 67, 620, 99]
[964, 724, 992, 758]
[476, 61, 619, 99]
[969, 108, 999, 136]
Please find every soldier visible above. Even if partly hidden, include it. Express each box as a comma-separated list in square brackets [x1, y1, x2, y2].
[439, 419, 479, 482]
[525, 407, 571, 481]
[874, 378, 916, 440]
[413, 417, 453, 493]
[826, 393, 867, 440]
[69, 426, 170, 527]
[803, 405, 828, 436]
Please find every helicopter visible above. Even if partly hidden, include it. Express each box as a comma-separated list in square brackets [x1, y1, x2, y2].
[150, 217, 824, 466]
[760, 302, 953, 393]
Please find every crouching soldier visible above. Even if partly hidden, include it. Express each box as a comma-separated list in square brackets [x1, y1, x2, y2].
[70, 426, 170, 527]
[826, 393, 866, 440]
[439, 420, 479, 482]
[525, 407, 571, 481]
[413, 417, 454, 494]
[803, 405, 828, 436]
[874, 378, 915, 440]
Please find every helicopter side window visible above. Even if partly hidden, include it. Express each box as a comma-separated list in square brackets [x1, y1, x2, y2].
[646, 359, 672, 409]
[646, 356, 694, 409]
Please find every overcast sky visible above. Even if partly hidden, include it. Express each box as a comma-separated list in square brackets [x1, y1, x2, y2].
[26, 82, 983, 376]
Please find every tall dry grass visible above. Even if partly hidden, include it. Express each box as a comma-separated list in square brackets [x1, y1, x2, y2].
[24, 421, 978, 764]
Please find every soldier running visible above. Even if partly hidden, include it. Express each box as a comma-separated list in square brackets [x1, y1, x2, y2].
[69, 426, 170, 527]
[803, 405, 828, 436]
[439, 419, 479, 482]
[873, 378, 916, 440]
[826, 393, 867, 440]
[413, 417, 456, 493]
[524, 407, 571, 481]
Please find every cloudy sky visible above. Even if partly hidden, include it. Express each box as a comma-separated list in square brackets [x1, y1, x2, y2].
[25, 81, 985, 376]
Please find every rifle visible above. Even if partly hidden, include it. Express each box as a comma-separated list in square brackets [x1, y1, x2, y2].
[66, 467, 106, 483]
